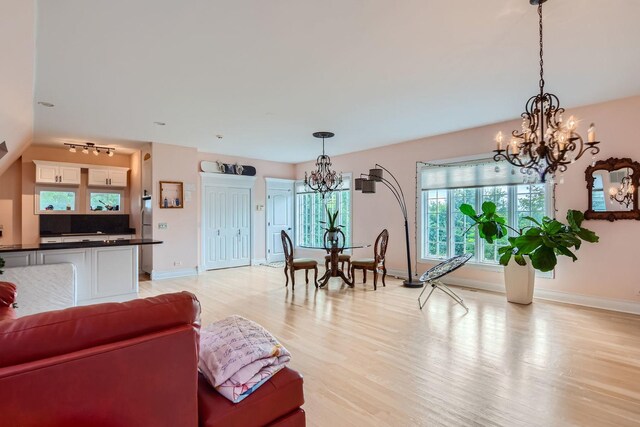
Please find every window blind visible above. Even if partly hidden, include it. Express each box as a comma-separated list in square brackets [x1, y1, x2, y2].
[420, 159, 527, 190]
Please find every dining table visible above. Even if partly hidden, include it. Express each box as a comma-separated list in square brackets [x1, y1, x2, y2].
[300, 241, 371, 288]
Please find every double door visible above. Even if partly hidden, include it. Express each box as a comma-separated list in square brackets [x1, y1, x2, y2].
[203, 186, 251, 270]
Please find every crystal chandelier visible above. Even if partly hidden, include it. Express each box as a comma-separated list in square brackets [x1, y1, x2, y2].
[304, 132, 342, 198]
[609, 174, 635, 208]
[493, 0, 600, 183]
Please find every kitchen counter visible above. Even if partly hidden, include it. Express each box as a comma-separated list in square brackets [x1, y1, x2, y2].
[0, 240, 163, 307]
[0, 239, 162, 253]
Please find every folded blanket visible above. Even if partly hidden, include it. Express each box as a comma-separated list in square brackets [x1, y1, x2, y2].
[199, 315, 291, 403]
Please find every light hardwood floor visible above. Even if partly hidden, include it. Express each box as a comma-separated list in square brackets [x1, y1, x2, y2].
[140, 267, 640, 427]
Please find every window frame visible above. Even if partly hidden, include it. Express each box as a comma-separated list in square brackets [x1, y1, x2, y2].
[86, 188, 125, 214]
[418, 179, 553, 273]
[294, 173, 352, 251]
[34, 186, 80, 214]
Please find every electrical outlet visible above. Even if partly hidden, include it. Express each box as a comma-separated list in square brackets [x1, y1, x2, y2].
[158, 222, 168, 229]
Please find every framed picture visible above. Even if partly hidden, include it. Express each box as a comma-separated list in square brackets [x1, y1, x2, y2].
[159, 181, 184, 209]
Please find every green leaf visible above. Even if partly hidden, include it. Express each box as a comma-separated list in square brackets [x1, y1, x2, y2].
[513, 254, 527, 266]
[530, 246, 558, 272]
[499, 251, 512, 266]
[525, 228, 541, 236]
[482, 201, 496, 215]
[459, 204, 476, 218]
[481, 222, 499, 239]
[566, 210, 584, 230]
[498, 246, 512, 254]
[521, 216, 542, 227]
[514, 235, 543, 253]
[556, 246, 577, 262]
[577, 227, 599, 243]
[541, 235, 558, 248]
[544, 220, 563, 235]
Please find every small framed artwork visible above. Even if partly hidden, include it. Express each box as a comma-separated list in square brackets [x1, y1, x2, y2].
[159, 181, 184, 209]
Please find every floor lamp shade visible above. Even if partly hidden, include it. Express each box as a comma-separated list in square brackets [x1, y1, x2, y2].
[354, 177, 364, 191]
[362, 179, 376, 193]
[369, 168, 383, 182]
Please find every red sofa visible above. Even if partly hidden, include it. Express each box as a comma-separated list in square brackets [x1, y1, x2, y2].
[0, 282, 305, 427]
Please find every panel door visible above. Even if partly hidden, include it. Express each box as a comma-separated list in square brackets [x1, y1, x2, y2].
[227, 188, 251, 268]
[203, 185, 230, 270]
[88, 168, 110, 186]
[109, 169, 128, 187]
[266, 188, 293, 263]
[36, 164, 58, 184]
[91, 246, 137, 299]
[59, 166, 81, 185]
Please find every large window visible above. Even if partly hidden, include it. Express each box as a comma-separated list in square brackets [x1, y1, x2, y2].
[295, 176, 351, 248]
[89, 191, 123, 212]
[37, 189, 77, 212]
[420, 161, 549, 265]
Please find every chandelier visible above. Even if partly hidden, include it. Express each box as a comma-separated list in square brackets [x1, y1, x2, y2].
[609, 174, 635, 208]
[493, 0, 600, 183]
[64, 142, 115, 157]
[304, 132, 342, 198]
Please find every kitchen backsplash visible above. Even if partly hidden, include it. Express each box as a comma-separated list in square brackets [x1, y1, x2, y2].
[40, 214, 134, 236]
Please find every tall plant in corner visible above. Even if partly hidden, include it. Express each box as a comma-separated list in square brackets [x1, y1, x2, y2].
[460, 202, 599, 304]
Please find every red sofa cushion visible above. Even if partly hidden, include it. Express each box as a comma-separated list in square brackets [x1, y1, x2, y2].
[198, 367, 305, 427]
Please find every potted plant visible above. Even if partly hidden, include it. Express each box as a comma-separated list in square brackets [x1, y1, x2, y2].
[459, 201, 599, 304]
[320, 208, 342, 244]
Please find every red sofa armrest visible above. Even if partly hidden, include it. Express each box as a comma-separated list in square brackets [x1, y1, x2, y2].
[0, 281, 17, 307]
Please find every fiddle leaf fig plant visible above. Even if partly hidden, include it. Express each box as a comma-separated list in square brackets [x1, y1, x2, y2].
[460, 202, 598, 272]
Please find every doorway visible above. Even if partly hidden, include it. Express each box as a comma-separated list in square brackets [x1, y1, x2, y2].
[266, 178, 294, 263]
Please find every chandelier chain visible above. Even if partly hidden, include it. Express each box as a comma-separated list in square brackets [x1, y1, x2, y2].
[538, 2, 544, 91]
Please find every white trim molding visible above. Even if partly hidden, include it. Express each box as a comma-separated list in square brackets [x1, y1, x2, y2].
[251, 258, 267, 266]
[151, 268, 198, 280]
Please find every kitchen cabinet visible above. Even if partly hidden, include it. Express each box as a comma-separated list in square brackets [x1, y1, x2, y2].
[34, 161, 81, 185]
[39, 234, 134, 244]
[88, 167, 128, 187]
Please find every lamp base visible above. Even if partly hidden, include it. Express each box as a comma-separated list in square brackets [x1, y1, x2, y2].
[403, 280, 424, 288]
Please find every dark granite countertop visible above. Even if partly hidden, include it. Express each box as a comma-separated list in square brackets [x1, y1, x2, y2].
[0, 239, 162, 253]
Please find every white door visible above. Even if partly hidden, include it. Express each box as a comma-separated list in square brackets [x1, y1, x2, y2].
[266, 187, 293, 263]
[203, 185, 228, 269]
[59, 166, 81, 185]
[227, 188, 251, 267]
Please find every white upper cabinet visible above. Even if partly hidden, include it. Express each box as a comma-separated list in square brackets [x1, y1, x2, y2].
[34, 161, 81, 185]
[88, 168, 128, 187]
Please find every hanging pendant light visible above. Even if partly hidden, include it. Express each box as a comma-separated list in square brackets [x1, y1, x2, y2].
[492, 0, 600, 183]
[304, 132, 342, 198]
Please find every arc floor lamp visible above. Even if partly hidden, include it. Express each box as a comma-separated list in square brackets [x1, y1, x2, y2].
[355, 164, 424, 288]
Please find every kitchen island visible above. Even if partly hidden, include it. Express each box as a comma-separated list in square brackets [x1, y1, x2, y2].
[0, 239, 161, 306]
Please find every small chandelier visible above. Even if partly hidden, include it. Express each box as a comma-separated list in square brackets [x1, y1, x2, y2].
[64, 142, 115, 157]
[493, 0, 600, 183]
[304, 132, 342, 198]
[609, 174, 635, 208]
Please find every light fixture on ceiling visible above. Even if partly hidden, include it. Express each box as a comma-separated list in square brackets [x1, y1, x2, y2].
[304, 132, 342, 198]
[492, 0, 600, 183]
[37, 101, 55, 107]
[65, 142, 115, 157]
[609, 172, 635, 208]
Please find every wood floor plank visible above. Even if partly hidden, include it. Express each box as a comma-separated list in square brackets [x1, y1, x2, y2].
[139, 267, 640, 426]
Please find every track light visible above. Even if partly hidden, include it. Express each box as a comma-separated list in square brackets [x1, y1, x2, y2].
[64, 142, 116, 157]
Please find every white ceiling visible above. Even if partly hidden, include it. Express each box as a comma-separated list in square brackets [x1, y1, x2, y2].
[33, 0, 640, 163]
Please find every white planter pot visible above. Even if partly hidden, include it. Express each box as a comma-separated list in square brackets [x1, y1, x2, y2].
[504, 261, 535, 305]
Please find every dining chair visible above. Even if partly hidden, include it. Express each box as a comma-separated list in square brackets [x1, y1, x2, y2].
[280, 230, 318, 289]
[350, 229, 389, 290]
[323, 229, 351, 277]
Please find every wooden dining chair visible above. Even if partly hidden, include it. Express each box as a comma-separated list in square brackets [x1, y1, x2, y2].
[281, 230, 318, 289]
[350, 229, 389, 290]
[323, 229, 351, 278]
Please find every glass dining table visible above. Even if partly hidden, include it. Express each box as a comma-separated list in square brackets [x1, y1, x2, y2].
[300, 241, 371, 288]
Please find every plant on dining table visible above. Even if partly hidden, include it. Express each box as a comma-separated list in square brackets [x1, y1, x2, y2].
[459, 201, 599, 272]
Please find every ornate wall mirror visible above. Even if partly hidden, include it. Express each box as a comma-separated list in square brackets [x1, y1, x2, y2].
[585, 157, 640, 221]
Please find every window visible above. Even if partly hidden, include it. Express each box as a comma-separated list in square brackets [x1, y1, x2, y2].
[37, 189, 77, 212]
[89, 191, 123, 212]
[420, 160, 549, 265]
[295, 176, 351, 248]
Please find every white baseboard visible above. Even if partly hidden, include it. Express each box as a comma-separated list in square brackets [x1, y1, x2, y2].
[385, 269, 640, 315]
[251, 258, 267, 266]
[151, 268, 198, 280]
